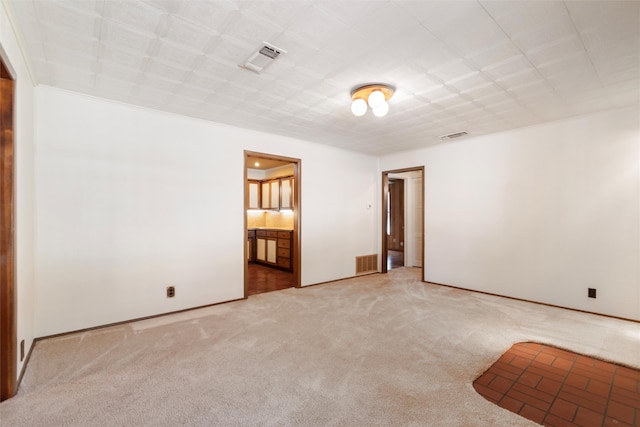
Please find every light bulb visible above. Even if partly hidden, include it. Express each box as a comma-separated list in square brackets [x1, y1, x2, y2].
[368, 90, 385, 108]
[351, 98, 367, 116]
[372, 101, 389, 117]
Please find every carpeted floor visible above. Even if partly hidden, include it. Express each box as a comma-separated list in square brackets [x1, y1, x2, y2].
[1, 268, 638, 426]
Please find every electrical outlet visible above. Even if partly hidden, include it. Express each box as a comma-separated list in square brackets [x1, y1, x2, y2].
[588, 288, 596, 299]
[166, 286, 175, 298]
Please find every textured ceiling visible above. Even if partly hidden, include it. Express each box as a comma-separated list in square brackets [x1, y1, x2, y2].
[4, 0, 640, 155]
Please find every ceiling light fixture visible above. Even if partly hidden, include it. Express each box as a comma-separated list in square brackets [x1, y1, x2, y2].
[350, 83, 395, 117]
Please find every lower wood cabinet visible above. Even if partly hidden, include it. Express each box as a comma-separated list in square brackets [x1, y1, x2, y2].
[252, 229, 292, 271]
[247, 229, 255, 261]
[276, 231, 291, 269]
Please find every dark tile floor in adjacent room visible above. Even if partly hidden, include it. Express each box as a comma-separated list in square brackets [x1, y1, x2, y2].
[473, 342, 639, 427]
[247, 263, 294, 296]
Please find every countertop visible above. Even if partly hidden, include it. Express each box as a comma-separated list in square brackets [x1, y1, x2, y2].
[248, 227, 293, 231]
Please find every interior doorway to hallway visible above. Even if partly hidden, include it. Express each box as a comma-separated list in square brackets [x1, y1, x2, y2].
[244, 151, 301, 298]
[382, 167, 424, 276]
[387, 178, 404, 270]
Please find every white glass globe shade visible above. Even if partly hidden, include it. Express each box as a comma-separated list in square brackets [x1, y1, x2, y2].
[372, 101, 389, 117]
[351, 98, 367, 116]
[367, 90, 385, 108]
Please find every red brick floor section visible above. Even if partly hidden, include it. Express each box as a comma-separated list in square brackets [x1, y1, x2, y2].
[473, 342, 640, 427]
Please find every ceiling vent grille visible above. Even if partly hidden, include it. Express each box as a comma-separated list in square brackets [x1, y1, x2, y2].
[240, 42, 286, 74]
[439, 131, 468, 140]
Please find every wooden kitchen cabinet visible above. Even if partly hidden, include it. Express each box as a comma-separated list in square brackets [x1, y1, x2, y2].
[270, 181, 279, 209]
[260, 180, 280, 210]
[280, 177, 293, 210]
[260, 182, 270, 209]
[247, 229, 256, 261]
[276, 231, 292, 269]
[257, 177, 293, 210]
[253, 229, 292, 271]
[256, 230, 278, 265]
[248, 180, 260, 209]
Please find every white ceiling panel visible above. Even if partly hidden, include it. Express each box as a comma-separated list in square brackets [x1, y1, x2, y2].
[417, 84, 457, 102]
[525, 35, 585, 67]
[428, 60, 478, 84]
[352, 2, 419, 44]
[35, 1, 101, 36]
[145, 59, 189, 82]
[285, 5, 348, 50]
[411, 41, 459, 73]
[207, 35, 254, 65]
[566, 1, 640, 34]
[482, 55, 536, 81]
[162, 15, 218, 52]
[171, 0, 239, 30]
[100, 19, 157, 53]
[509, 14, 577, 53]
[497, 69, 543, 91]
[102, 0, 165, 35]
[480, 0, 568, 37]
[4, 0, 639, 155]
[506, 80, 550, 100]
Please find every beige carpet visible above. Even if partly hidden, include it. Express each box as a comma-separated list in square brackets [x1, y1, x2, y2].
[1, 268, 638, 426]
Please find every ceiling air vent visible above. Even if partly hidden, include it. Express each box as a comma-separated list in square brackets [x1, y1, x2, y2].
[439, 131, 468, 140]
[240, 42, 286, 74]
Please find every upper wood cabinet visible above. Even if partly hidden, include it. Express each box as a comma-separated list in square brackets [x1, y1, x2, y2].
[256, 177, 293, 210]
[248, 180, 260, 209]
[270, 180, 279, 209]
[260, 181, 276, 209]
[260, 182, 268, 209]
[280, 177, 293, 210]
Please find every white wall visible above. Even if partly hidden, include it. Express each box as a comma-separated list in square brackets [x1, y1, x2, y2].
[1, 2, 36, 380]
[34, 86, 378, 336]
[381, 106, 640, 321]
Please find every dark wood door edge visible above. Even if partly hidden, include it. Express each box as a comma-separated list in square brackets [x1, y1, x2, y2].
[0, 55, 17, 402]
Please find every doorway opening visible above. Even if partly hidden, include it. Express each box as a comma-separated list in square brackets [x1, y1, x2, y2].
[244, 151, 301, 297]
[387, 178, 404, 269]
[1, 51, 16, 401]
[382, 167, 424, 276]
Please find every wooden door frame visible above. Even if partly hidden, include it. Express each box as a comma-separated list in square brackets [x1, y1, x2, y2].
[0, 47, 17, 402]
[381, 166, 425, 276]
[244, 151, 301, 297]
